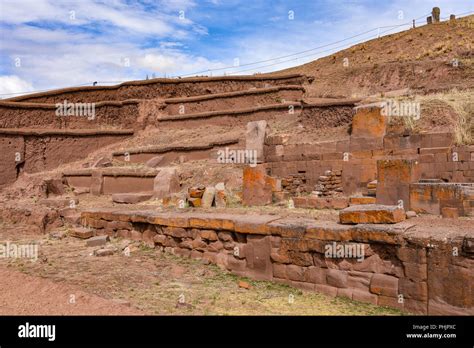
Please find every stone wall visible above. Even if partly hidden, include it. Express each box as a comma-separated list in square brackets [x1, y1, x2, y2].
[265, 133, 474, 197]
[0, 101, 141, 129]
[81, 209, 474, 315]
[8, 75, 308, 104]
[0, 130, 133, 187]
[410, 182, 474, 216]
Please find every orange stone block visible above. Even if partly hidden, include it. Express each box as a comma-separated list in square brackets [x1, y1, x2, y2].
[441, 207, 459, 219]
[350, 196, 377, 205]
[352, 104, 387, 138]
[339, 204, 406, 224]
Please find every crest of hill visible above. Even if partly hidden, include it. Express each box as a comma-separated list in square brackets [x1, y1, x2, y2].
[275, 15, 474, 98]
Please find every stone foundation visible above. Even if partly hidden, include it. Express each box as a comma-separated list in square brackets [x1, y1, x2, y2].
[81, 209, 473, 315]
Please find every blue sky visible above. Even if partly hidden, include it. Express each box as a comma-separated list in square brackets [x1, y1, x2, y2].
[0, 0, 473, 96]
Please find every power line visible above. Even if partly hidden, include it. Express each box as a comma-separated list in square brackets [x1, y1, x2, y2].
[1, 11, 472, 97]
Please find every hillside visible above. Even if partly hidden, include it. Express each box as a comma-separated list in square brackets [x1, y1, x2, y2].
[277, 15, 474, 98]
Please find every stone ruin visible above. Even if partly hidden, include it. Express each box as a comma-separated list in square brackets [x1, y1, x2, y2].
[0, 72, 472, 316]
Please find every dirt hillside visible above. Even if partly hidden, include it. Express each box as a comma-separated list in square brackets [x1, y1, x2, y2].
[277, 15, 474, 98]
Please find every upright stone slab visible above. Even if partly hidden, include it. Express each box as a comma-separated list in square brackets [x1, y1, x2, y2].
[153, 167, 180, 199]
[242, 165, 273, 206]
[376, 159, 420, 210]
[351, 104, 387, 139]
[90, 171, 104, 196]
[245, 120, 269, 164]
[201, 187, 216, 208]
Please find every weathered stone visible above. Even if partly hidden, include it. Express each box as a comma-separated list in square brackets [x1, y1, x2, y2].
[242, 165, 273, 206]
[339, 204, 406, 224]
[305, 266, 326, 284]
[94, 248, 115, 257]
[286, 265, 305, 281]
[404, 262, 427, 281]
[370, 274, 398, 297]
[406, 210, 417, 218]
[347, 271, 372, 290]
[207, 240, 224, 252]
[441, 207, 459, 219]
[162, 227, 191, 238]
[352, 289, 378, 305]
[352, 104, 386, 138]
[188, 186, 205, 198]
[218, 231, 233, 242]
[244, 235, 273, 280]
[188, 197, 202, 207]
[326, 269, 348, 288]
[145, 155, 165, 168]
[153, 167, 180, 199]
[245, 120, 268, 163]
[86, 235, 109, 247]
[191, 237, 207, 251]
[112, 193, 153, 204]
[142, 229, 157, 248]
[399, 278, 428, 301]
[201, 187, 216, 208]
[199, 229, 218, 241]
[45, 179, 65, 196]
[69, 227, 93, 239]
[273, 263, 287, 279]
[349, 196, 376, 205]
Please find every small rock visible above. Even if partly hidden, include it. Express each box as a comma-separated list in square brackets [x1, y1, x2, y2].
[93, 156, 113, 168]
[94, 248, 115, 257]
[86, 235, 110, 247]
[70, 227, 94, 239]
[406, 211, 417, 219]
[238, 280, 251, 289]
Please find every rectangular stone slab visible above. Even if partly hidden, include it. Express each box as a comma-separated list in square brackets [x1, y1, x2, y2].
[339, 204, 406, 224]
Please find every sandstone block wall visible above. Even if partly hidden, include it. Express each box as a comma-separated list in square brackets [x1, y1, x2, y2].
[8, 75, 308, 104]
[0, 131, 133, 187]
[410, 182, 474, 216]
[80, 210, 474, 315]
[265, 133, 474, 197]
[0, 101, 140, 129]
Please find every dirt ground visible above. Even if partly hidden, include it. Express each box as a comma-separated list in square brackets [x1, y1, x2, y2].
[0, 223, 403, 316]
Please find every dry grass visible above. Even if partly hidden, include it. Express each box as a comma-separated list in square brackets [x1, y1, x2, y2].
[0, 224, 404, 316]
[379, 89, 474, 143]
[417, 89, 474, 144]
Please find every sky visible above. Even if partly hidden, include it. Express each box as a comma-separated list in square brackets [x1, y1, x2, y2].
[0, 0, 473, 97]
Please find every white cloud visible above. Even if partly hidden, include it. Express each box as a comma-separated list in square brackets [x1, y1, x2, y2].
[0, 75, 34, 97]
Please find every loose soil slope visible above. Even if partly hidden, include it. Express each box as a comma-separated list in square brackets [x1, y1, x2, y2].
[278, 15, 474, 98]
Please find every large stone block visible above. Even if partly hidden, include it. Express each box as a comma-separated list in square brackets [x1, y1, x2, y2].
[242, 165, 273, 206]
[370, 274, 399, 297]
[244, 235, 273, 280]
[376, 159, 420, 209]
[352, 104, 387, 138]
[153, 167, 180, 199]
[245, 120, 269, 163]
[339, 204, 406, 224]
